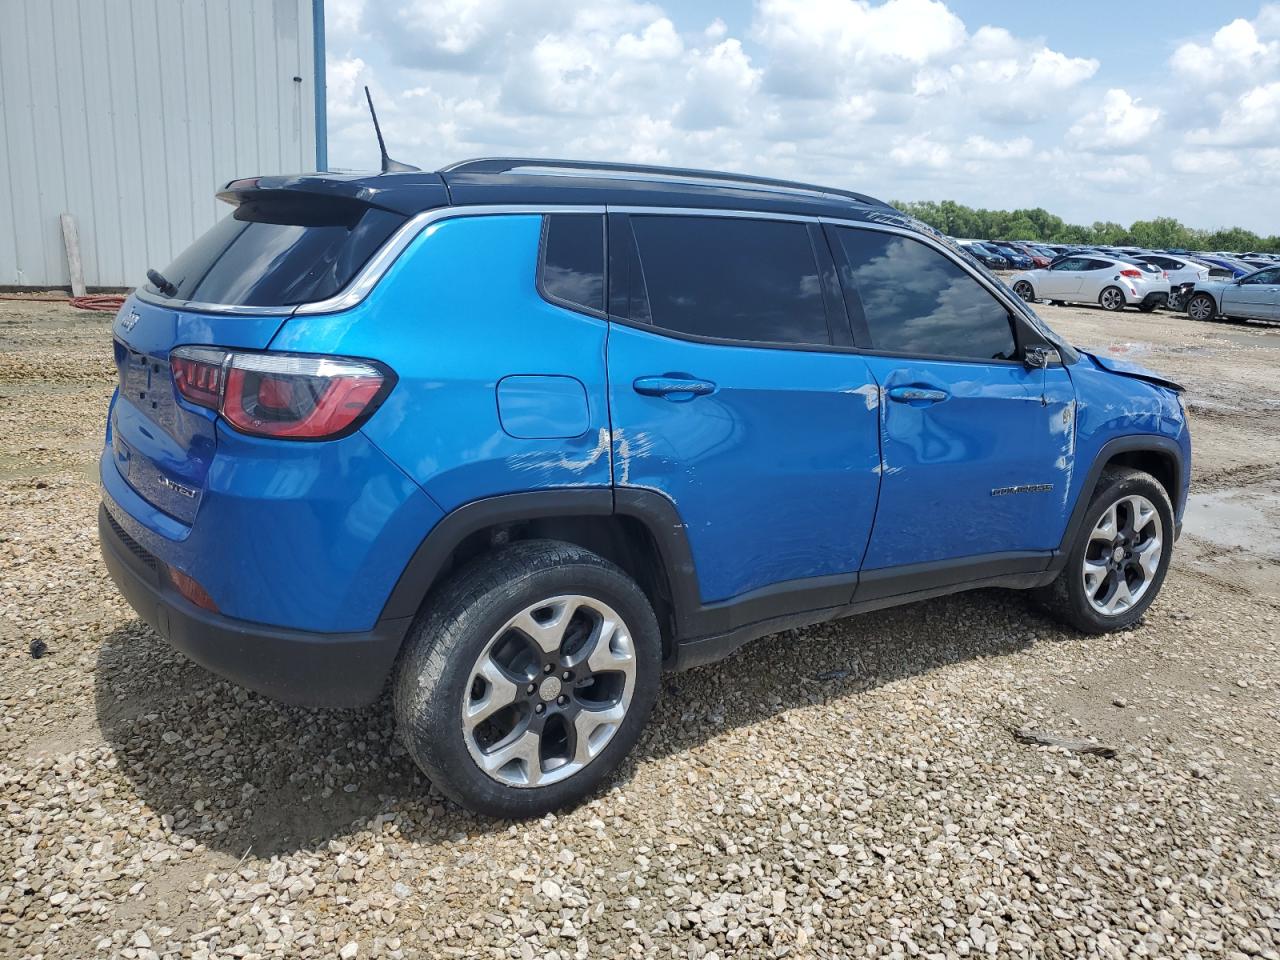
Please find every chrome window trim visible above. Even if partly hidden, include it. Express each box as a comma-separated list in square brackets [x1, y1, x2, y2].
[131, 201, 1046, 340]
[611, 205, 820, 225]
[609, 205, 1041, 331]
[295, 204, 606, 316]
[134, 204, 605, 317]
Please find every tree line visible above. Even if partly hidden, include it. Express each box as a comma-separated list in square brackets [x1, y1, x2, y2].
[893, 199, 1280, 253]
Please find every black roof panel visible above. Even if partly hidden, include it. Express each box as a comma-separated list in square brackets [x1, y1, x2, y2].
[221, 159, 903, 225]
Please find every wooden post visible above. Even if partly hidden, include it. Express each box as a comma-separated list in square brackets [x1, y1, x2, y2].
[60, 213, 87, 298]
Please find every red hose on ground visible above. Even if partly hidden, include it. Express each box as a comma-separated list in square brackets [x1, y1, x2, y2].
[70, 294, 127, 312]
[0, 293, 127, 312]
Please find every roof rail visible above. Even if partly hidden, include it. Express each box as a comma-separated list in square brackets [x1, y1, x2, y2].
[439, 157, 888, 208]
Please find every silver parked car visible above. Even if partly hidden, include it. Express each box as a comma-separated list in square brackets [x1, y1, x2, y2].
[1010, 255, 1172, 313]
[1186, 266, 1280, 322]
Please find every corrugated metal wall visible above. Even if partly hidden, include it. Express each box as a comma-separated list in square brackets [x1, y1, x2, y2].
[0, 0, 319, 289]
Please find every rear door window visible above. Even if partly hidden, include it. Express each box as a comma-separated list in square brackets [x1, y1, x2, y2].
[145, 196, 406, 307]
[627, 215, 831, 346]
[539, 214, 605, 314]
[833, 227, 1017, 362]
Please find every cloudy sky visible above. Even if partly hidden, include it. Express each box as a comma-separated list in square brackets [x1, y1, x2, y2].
[323, 0, 1280, 233]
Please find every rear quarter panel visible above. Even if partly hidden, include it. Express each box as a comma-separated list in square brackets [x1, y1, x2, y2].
[270, 214, 613, 510]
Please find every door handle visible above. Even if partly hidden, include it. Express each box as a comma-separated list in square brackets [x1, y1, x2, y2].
[633, 376, 717, 399]
[887, 386, 948, 404]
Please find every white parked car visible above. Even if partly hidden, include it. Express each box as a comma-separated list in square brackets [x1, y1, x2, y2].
[1186, 266, 1280, 322]
[1132, 254, 1210, 286]
[1009, 255, 1172, 313]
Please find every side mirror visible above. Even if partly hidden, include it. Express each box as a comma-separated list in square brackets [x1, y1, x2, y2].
[1023, 345, 1060, 369]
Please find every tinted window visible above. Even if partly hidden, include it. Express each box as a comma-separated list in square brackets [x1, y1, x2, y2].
[1244, 267, 1280, 284]
[145, 197, 406, 306]
[835, 227, 1017, 361]
[628, 216, 829, 346]
[541, 214, 605, 313]
[607, 215, 652, 323]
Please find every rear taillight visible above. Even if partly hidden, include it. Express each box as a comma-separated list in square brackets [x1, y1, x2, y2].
[169, 347, 392, 440]
[170, 346, 227, 408]
[1119, 268, 1143, 278]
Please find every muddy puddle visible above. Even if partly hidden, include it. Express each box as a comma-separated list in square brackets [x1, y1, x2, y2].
[1182, 481, 1280, 559]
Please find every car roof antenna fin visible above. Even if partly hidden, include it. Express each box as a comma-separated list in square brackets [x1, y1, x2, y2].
[365, 85, 420, 174]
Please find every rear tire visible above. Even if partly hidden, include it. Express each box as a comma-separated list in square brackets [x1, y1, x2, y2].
[393, 540, 661, 818]
[1187, 293, 1216, 322]
[1033, 467, 1174, 634]
[1099, 286, 1126, 312]
[1012, 280, 1035, 302]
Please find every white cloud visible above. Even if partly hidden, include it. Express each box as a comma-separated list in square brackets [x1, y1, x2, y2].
[961, 135, 1033, 161]
[1164, 4, 1280, 198]
[320, 1, 1280, 232]
[675, 39, 761, 129]
[1079, 154, 1152, 185]
[1068, 89, 1161, 151]
[1171, 15, 1278, 87]
[616, 18, 683, 60]
[1171, 150, 1243, 177]
[889, 135, 951, 169]
[1188, 81, 1280, 148]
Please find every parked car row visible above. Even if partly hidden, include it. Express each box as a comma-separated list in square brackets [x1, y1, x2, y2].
[951, 238, 1279, 319]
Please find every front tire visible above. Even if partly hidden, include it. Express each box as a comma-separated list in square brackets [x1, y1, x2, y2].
[1187, 293, 1216, 322]
[1099, 286, 1126, 312]
[1034, 467, 1174, 634]
[394, 540, 661, 818]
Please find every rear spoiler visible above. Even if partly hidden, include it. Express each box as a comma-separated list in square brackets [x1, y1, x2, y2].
[217, 172, 450, 217]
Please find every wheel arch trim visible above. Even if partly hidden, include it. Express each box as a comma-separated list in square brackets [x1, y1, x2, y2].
[1053, 435, 1186, 567]
[378, 488, 707, 634]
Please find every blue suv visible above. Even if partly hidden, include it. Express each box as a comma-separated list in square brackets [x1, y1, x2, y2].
[100, 159, 1190, 817]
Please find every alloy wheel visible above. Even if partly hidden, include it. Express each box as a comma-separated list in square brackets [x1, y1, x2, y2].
[1013, 281, 1034, 302]
[461, 595, 637, 788]
[1188, 295, 1214, 321]
[1100, 288, 1123, 311]
[1081, 495, 1163, 616]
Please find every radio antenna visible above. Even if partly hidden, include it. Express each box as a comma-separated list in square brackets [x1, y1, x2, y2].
[365, 86, 420, 173]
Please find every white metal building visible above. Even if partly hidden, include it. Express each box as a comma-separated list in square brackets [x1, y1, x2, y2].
[0, 0, 326, 289]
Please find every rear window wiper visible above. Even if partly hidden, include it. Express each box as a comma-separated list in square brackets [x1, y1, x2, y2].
[146, 268, 177, 297]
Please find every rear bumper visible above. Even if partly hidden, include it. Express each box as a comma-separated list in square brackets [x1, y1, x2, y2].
[99, 502, 410, 707]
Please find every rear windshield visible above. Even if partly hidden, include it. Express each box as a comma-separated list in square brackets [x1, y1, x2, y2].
[144, 197, 406, 306]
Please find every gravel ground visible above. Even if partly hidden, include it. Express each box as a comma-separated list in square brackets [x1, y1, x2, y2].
[1, 296, 1278, 960]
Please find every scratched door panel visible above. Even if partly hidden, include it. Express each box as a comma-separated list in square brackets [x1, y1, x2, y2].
[859, 356, 1076, 569]
[607, 323, 881, 604]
